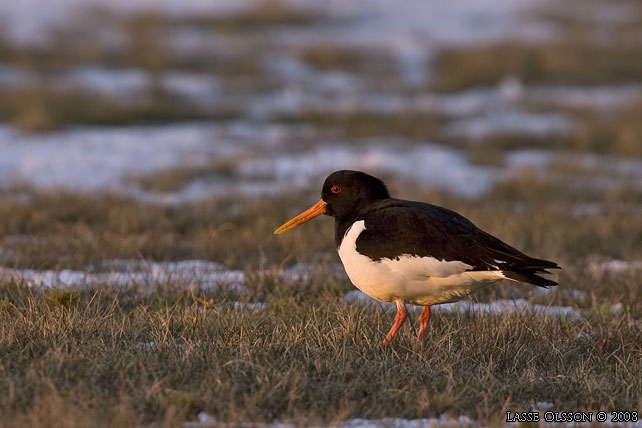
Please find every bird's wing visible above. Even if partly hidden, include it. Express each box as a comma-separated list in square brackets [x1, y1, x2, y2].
[355, 200, 559, 277]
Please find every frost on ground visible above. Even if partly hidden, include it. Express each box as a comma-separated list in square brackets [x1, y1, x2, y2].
[0, 259, 247, 292]
[587, 259, 642, 275]
[344, 290, 582, 320]
[0, 257, 337, 292]
[0, 124, 497, 200]
[184, 414, 480, 428]
[184, 412, 642, 428]
[239, 143, 498, 199]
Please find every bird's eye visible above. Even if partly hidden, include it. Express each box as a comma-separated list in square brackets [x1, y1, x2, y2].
[331, 185, 341, 194]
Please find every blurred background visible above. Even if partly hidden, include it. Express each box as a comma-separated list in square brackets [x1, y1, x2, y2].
[1, 0, 642, 270]
[2, 0, 641, 203]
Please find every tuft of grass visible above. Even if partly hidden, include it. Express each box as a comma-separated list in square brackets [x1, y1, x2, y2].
[0, 87, 240, 131]
[276, 110, 443, 140]
[131, 162, 237, 193]
[550, 101, 642, 157]
[431, 41, 642, 92]
[298, 44, 398, 81]
[168, 0, 322, 33]
[431, 0, 642, 92]
[451, 101, 642, 159]
[47, 289, 81, 308]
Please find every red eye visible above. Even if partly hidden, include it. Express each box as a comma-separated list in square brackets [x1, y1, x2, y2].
[331, 185, 341, 194]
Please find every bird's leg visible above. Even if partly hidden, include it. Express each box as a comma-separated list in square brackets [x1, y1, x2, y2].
[414, 305, 432, 353]
[379, 300, 408, 350]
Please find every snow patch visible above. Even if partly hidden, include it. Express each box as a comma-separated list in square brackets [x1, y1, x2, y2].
[611, 303, 624, 316]
[344, 290, 581, 320]
[184, 414, 480, 428]
[238, 143, 496, 198]
[231, 301, 267, 311]
[0, 259, 345, 291]
[0, 259, 246, 292]
[588, 259, 642, 274]
[0, 124, 220, 191]
[442, 112, 572, 140]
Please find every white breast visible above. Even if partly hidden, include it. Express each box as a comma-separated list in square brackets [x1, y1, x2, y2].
[337, 220, 505, 306]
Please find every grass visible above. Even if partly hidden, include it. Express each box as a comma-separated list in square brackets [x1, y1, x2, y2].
[275, 111, 443, 141]
[431, 41, 642, 92]
[297, 44, 398, 83]
[1, 179, 642, 427]
[449, 100, 642, 158]
[165, 0, 323, 33]
[431, 0, 642, 92]
[1, 267, 640, 427]
[0, 0, 317, 73]
[2, 0, 642, 424]
[131, 162, 237, 193]
[0, 87, 242, 132]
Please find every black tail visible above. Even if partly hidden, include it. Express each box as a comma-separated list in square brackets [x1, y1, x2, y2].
[503, 270, 558, 287]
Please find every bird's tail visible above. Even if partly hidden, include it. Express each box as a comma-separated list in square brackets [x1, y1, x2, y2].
[502, 270, 558, 287]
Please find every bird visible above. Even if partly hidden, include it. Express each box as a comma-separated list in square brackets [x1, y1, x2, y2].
[274, 170, 560, 352]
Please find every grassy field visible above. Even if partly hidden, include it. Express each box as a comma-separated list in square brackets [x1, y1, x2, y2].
[2, 0, 642, 426]
[1, 181, 641, 427]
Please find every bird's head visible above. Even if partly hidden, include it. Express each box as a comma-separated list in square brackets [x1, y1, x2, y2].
[274, 170, 389, 234]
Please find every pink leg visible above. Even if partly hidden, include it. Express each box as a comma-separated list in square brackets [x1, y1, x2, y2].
[379, 300, 408, 350]
[415, 305, 432, 352]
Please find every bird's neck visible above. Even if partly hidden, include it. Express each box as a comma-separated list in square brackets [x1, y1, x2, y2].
[334, 216, 357, 248]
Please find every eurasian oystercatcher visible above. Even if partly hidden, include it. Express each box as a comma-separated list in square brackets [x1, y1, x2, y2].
[275, 170, 560, 351]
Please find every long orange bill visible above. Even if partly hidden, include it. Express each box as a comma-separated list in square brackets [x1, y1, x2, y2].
[274, 199, 327, 234]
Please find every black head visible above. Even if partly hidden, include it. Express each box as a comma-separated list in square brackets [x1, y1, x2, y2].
[321, 170, 390, 220]
[274, 170, 389, 235]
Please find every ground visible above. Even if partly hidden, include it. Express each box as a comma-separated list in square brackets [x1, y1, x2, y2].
[0, 0, 641, 426]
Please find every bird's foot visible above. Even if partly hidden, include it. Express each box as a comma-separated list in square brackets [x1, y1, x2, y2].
[378, 339, 391, 351]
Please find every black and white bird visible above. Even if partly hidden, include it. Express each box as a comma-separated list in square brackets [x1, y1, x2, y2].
[274, 170, 560, 351]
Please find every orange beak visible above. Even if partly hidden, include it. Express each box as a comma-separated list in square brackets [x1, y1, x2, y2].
[274, 199, 327, 234]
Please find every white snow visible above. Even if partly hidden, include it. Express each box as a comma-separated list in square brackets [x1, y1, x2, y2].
[184, 414, 481, 428]
[0, 0, 546, 47]
[184, 413, 642, 428]
[611, 303, 624, 316]
[443, 112, 572, 140]
[0, 259, 344, 291]
[0, 0, 254, 45]
[57, 67, 151, 98]
[231, 301, 267, 311]
[344, 290, 581, 320]
[588, 259, 642, 274]
[530, 85, 642, 111]
[182, 411, 642, 428]
[533, 402, 554, 410]
[238, 143, 497, 199]
[0, 124, 220, 191]
[0, 259, 247, 292]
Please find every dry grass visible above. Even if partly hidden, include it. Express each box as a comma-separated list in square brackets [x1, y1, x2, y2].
[545, 101, 642, 158]
[431, 0, 642, 92]
[297, 44, 398, 83]
[2, 0, 642, 424]
[0, 84, 246, 131]
[166, 0, 322, 33]
[1, 175, 642, 426]
[276, 111, 443, 141]
[458, 100, 642, 158]
[431, 41, 642, 92]
[1, 271, 640, 427]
